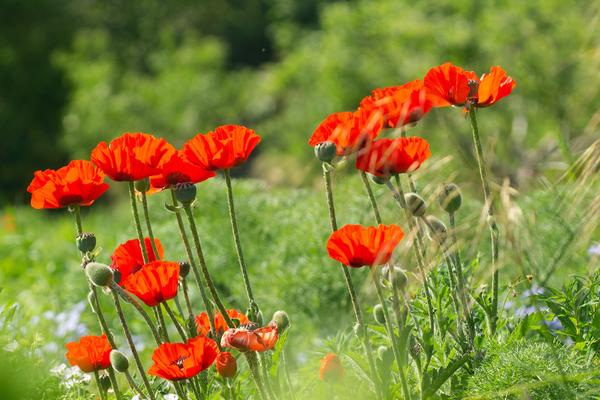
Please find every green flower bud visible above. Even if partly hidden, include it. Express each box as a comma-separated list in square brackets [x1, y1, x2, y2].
[134, 177, 150, 193]
[373, 304, 385, 325]
[76, 233, 96, 253]
[85, 262, 114, 287]
[174, 182, 197, 204]
[426, 216, 448, 244]
[98, 375, 111, 392]
[272, 310, 290, 333]
[110, 350, 129, 372]
[179, 261, 191, 278]
[369, 173, 390, 185]
[438, 183, 462, 213]
[381, 265, 408, 290]
[404, 193, 427, 217]
[314, 141, 336, 163]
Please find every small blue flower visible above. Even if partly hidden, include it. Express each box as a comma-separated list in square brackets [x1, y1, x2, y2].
[588, 243, 600, 257]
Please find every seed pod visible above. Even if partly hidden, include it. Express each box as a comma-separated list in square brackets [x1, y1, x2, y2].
[179, 261, 191, 278]
[174, 182, 197, 204]
[426, 216, 448, 244]
[110, 350, 129, 372]
[314, 141, 336, 163]
[85, 262, 114, 287]
[98, 375, 111, 392]
[404, 193, 427, 217]
[76, 233, 96, 253]
[134, 177, 150, 193]
[438, 183, 462, 213]
[272, 310, 290, 333]
[373, 304, 385, 325]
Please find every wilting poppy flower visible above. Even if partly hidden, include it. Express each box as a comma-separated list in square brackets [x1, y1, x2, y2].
[65, 334, 112, 373]
[308, 109, 383, 156]
[356, 137, 431, 177]
[424, 63, 516, 108]
[327, 224, 404, 268]
[359, 80, 433, 128]
[195, 309, 250, 337]
[121, 261, 179, 307]
[28, 160, 109, 209]
[182, 125, 261, 171]
[148, 336, 218, 381]
[221, 322, 279, 352]
[91, 132, 176, 181]
[215, 352, 237, 378]
[149, 151, 216, 192]
[319, 353, 344, 382]
[110, 238, 164, 283]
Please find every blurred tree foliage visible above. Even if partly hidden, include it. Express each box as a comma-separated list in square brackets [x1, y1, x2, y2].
[2, 0, 599, 203]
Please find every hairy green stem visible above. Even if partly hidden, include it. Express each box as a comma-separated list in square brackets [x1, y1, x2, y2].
[359, 171, 382, 224]
[246, 352, 270, 400]
[93, 370, 108, 400]
[111, 283, 162, 345]
[155, 306, 171, 342]
[163, 301, 188, 341]
[140, 189, 160, 259]
[128, 182, 150, 263]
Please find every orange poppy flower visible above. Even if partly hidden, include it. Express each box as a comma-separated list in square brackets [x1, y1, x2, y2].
[355, 137, 431, 177]
[110, 238, 164, 284]
[121, 261, 179, 307]
[215, 351, 237, 378]
[319, 353, 344, 382]
[149, 151, 216, 192]
[65, 334, 112, 373]
[195, 309, 250, 337]
[148, 335, 219, 381]
[359, 80, 433, 128]
[91, 132, 176, 181]
[424, 63, 515, 108]
[28, 160, 109, 209]
[182, 125, 261, 171]
[221, 322, 279, 352]
[327, 224, 404, 268]
[308, 109, 383, 156]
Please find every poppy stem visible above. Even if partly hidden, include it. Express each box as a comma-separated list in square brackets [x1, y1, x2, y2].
[140, 189, 161, 259]
[467, 105, 499, 334]
[223, 169, 257, 312]
[106, 367, 123, 400]
[110, 290, 156, 400]
[93, 370, 108, 400]
[245, 352, 270, 400]
[169, 189, 218, 339]
[111, 283, 163, 345]
[128, 182, 150, 263]
[163, 301, 188, 341]
[359, 170, 382, 224]
[280, 349, 296, 400]
[172, 381, 187, 399]
[386, 177, 437, 337]
[183, 203, 235, 328]
[322, 164, 383, 400]
[155, 306, 171, 342]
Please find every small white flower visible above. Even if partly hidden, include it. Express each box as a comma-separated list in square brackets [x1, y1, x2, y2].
[164, 394, 179, 400]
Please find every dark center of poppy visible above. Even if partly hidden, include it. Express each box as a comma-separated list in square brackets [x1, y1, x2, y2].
[166, 172, 191, 185]
[59, 195, 84, 207]
[468, 79, 479, 99]
[171, 355, 188, 369]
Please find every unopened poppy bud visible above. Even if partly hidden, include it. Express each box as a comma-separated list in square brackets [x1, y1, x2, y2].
[314, 141, 336, 163]
[134, 177, 150, 193]
[405, 193, 427, 217]
[110, 350, 129, 372]
[426, 216, 448, 243]
[216, 352, 237, 378]
[272, 310, 290, 333]
[86, 262, 114, 287]
[76, 233, 96, 253]
[98, 375, 111, 392]
[381, 265, 408, 290]
[373, 304, 385, 325]
[174, 183, 197, 204]
[438, 183, 462, 213]
[179, 261, 191, 278]
[370, 173, 390, 185]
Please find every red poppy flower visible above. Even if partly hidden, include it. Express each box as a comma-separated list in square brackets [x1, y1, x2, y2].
[28, 160, 109, 209]
[148, 335, 219, 381]
[359, 80, 433, 128]
[355, 137, 431, 177]
[110, 238, 164, 284]
[215, 352, 237, 378]
[182, 125, 261, 171]
[91, 132, 176, 181]
[308, 109, 383, 156]
[221, 322, 279, 352]
[319, 353, 344, 382]
[327, 224, 404, 268]
[65, 334, 112, 373]
[149, 151, 216, 192]
[195, 309, 250, 337]
[424, 63, 515, 108]
[121, 261, 179, 307]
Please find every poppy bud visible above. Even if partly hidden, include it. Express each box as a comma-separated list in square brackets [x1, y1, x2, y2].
[272, 310, 290, 333]
[381, 265, 408, 290]
[426, 216, 448, 244]
[369, 173, 390, 185]
[216, 352, 237, 378]
[179, 261, 191, 278]
[404, 193, 427, 217]
[98, 375, 111, 392]
[438, 183, 462, 213]
[174, 183, 197, 204]
[320, 353, 344, 382]
[314, 141, 336, 163]
[373, 304, 385, 324]
[86, 262, 114, 287]
[134, 177, 150, 193]
[110, 350, 129, 372]
[76, 233, 96, 253]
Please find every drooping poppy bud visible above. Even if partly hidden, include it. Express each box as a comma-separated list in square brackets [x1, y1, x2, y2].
[426, 216, 448, 244]
[110, 350, 129, 373]
[174, 182, 197, 204]
[381, 265, 408, 290]
[98, 375, 111, 392]
[314, 141, 336, 163]
[86, 262, 114, 287]
[404, 193, 427, 217]
[76, 233, 97, 253]
[438, 183, 462, 213]
[179, 261, 191, 278]
[373, 304, 385, 325]
[215, 352, 237, 378]
[272, 310, 290, 333]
